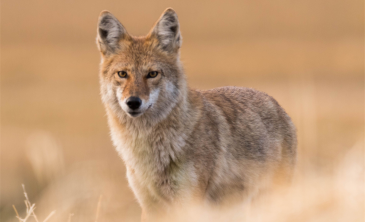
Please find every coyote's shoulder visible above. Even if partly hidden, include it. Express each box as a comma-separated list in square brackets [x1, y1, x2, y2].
[96, 7, 297, 221]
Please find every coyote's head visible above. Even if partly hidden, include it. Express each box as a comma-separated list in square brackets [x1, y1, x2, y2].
[96, 8, 185, 122]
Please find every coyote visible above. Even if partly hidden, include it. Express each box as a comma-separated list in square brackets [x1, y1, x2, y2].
[96, 8, 297, 221]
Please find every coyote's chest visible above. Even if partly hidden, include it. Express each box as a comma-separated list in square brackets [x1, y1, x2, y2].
[114, 127, 192, 205]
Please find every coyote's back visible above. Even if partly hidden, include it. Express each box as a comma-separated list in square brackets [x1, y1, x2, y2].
[96, 8, 297, 221]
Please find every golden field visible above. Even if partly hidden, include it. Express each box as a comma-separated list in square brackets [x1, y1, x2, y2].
[1, 0, 364, 221]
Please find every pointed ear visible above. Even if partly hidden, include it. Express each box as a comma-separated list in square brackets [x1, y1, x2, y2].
[96, 11, 129, 55]
[150, 8, 182, 53]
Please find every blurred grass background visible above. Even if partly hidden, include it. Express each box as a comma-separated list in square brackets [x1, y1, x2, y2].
[1, 0, 364, 221]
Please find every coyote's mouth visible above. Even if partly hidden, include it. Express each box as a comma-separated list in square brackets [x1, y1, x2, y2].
[128, 111, 142, 117]
[128, 104, 153, 117]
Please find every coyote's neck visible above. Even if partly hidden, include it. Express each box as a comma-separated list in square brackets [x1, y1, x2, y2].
[106, 85, 198, 184]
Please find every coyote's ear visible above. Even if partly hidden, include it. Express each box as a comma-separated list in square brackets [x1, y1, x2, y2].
[96, 11, 129, 55]
[150, 8, 182, 53]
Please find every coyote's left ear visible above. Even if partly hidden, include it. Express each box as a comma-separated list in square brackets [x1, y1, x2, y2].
[150, 8, 182, 52]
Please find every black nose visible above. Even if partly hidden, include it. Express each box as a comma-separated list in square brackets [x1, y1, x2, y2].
[126, 97, 142, 110]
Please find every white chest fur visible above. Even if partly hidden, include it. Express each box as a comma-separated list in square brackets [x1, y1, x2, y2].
[109, 123, 197, 208]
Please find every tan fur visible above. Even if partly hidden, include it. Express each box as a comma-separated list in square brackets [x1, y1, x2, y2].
[96, 8, 297, 221]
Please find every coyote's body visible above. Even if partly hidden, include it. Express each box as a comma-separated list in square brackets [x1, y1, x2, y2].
[96, 8, 296, 220]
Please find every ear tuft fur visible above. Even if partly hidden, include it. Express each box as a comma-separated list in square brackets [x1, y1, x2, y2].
[97, 11, 128, 55]
[151, 8, 182, 52]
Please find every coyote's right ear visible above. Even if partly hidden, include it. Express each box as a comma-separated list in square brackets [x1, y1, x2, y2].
[96, 11, 129, 55]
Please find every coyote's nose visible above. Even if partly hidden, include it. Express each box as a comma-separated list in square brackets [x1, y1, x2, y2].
[126, 97, 142, 110]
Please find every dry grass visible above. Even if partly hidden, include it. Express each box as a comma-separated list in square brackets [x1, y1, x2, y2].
[11, 140, 364, 221]
[12, 186, 107, 222]
[12, 185, 55, 222]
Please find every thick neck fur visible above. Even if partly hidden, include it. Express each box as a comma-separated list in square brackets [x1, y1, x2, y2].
[105, 74, 200, 203]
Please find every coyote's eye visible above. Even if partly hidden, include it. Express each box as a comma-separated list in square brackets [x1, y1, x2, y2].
[117, 71, 128, 78]
[147, 71, 159, 78]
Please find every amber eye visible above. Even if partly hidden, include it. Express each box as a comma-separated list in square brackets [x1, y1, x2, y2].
[147, 71, 159, 78]
[117, 71, 128, 78]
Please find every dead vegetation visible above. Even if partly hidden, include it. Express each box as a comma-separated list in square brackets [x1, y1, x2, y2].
[12, 185, 55, 222]
[10, 139, 364, 222]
